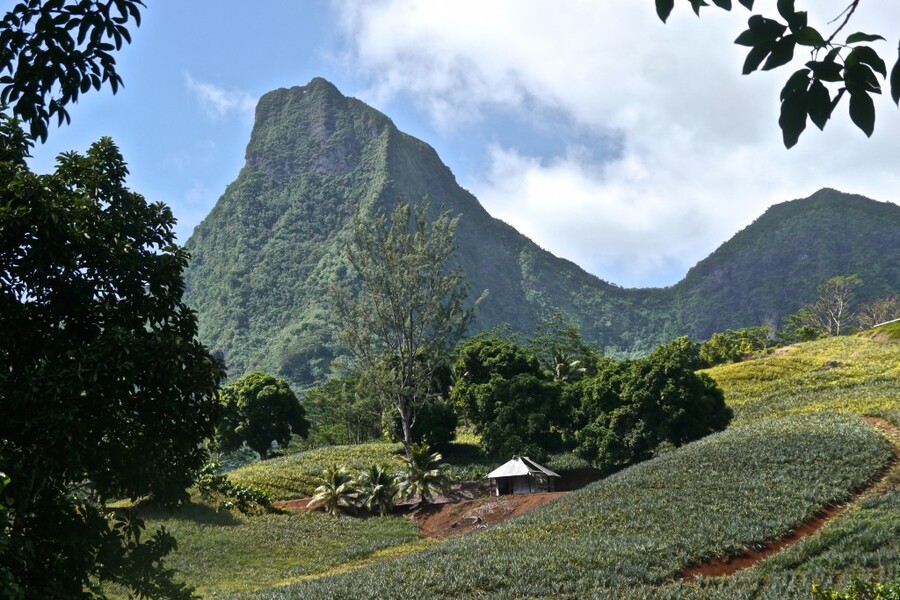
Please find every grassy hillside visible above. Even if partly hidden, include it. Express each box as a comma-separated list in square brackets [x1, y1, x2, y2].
[705, 333, 900, 424]
[131, 334, 900, 598]
[249, 414, 893, 599]
[119, 503, 422, 598]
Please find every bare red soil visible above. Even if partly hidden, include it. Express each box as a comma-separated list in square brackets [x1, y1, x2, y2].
[680, 417, 900, 580]
[274, 489, 569, 538]
[410, 492, 568, 538]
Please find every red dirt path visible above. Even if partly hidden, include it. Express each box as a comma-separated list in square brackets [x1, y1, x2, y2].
[680, 417, 900, 580]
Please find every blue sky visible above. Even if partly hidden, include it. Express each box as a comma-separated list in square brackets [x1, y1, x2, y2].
[27, 1, 900, 288]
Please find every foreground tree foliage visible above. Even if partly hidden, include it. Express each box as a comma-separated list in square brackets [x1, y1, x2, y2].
[332, 201, 484, 457]
[0, 118, 222, 597]
[656, 0, 900, 147]
[0, 0, 144, 142]
[216, 371, 309, 459]
[0, 3, 227, 595]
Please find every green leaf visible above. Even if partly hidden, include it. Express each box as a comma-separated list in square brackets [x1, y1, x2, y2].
[776, 0, 795, 21]
[845, 61, 882, 95]
[737, 0, 753, 8]
[806, 79, 831, 130]
[735, 29, 764, 47]
[794, 26, 824, 47]
[742, 45, 771, 74]
[848, 91, 875, 137]
[711, 0, 732, 9]
[688, 0, 708, 17]
[655, 0, 674, 22]
[891, 54, 900, 106]
[846, 32, 886, 44]
[763, 35, 795, 71]
[780, 68, 810, 100]
[786, 10, 807, 33]
[779, 88, 807, 148]
[747, 14, 787, 39]
[806, 60, 842, 82]
[849, 46, 887, 77]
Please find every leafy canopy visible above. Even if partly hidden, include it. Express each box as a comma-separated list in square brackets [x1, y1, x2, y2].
[332, 201, 483, 456]
[0, 0, 144, 141]
[217, 371, 310, 459]
[0, 117, 223, 597]
[575, 337, 731, 472]
[655, 0, 900, 147]
[0, 2, 224, 596]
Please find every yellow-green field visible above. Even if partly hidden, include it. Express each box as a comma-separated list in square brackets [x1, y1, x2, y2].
[705, 333, 900, 424]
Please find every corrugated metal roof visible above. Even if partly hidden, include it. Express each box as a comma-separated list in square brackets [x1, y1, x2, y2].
[486, 456, 561, 479]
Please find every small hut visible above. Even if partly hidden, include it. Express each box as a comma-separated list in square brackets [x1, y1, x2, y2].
[486, 456, 561, 496]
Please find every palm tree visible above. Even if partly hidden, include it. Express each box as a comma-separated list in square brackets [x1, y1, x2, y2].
[356, 464, 399, 516]
[397, 442, 450, 506]
[308, 465, 356, 516]
[552, 350, 586, 382]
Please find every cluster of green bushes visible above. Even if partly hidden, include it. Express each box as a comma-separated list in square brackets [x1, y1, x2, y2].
[195, 461, 272, 514]
[451, 331, 731, 473]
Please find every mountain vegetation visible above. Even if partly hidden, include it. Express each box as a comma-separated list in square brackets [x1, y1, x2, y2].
[184, 78, 900, 390]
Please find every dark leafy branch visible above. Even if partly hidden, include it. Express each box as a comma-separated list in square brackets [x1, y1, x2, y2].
[0, 0, 144, 142]
[655, 0, 900, 147]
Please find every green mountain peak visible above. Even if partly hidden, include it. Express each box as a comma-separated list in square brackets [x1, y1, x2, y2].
[185, 78, 900, 386]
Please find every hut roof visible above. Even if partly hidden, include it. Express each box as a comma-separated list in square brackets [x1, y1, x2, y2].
[486, 456, 561, 480]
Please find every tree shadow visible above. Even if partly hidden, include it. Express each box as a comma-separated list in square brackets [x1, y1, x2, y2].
[130, 500, 244, 526]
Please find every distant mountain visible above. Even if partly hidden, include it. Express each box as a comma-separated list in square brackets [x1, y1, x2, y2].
[183, 78, 900, 387]
[672, 188, 900, 338]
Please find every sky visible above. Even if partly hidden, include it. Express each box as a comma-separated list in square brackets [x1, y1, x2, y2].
[25, 0, 900, 288]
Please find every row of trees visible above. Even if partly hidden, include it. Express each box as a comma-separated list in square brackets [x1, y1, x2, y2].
[699, 275, 900, 369]
[452, 332, 732, 472]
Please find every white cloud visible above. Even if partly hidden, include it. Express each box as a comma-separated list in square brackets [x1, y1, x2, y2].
[184, 74, 256, 120]
[333, 0, 900, 286]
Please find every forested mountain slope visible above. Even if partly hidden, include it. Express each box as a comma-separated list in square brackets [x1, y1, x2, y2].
[672, 189, 900, 338]
[184, 78, 900, 386]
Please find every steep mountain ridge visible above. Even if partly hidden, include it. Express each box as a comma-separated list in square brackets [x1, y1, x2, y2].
[184, 77, 900, 386]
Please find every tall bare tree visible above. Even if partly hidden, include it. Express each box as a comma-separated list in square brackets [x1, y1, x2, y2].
[791, 274, 863, 336]
[856, 296, 900, 329]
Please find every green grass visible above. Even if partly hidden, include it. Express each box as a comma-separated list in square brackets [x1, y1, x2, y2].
[704, 334, 900, 424]
[122, 502, 421, 597]
[229, 441, 404, 500]
[251, 413, 892, 599]
[862, 319, 900, 341]
[154, 334, 900, 598]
